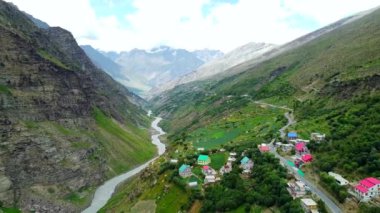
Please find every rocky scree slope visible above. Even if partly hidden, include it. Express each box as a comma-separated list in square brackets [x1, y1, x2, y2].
[0, 1, 154, 212]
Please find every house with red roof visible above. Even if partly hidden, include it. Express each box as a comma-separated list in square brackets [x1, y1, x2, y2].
[258, 143, 270, 153]
[354, 177, 380, 201]
[301, 154, 313, 163]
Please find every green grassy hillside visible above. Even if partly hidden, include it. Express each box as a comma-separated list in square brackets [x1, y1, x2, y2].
[153, 8, 380, 179]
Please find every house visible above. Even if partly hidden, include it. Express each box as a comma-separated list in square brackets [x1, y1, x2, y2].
[227, 156, 236, 162]
[202, 165, 217, 176]
[220, 162, 232, 175]
[301, 198, 318, 213]
[258, 143, 270, 153]
[179, 164, 192, 178]
[197, 147, 205, 151]
[188, 181, 198, 187]
[311, 133, 325, 142]
[287, 181, 307, 198]
[204, 175, 216, 184]
[170, 159, 178, 164]
[328, 172, 349, 186]
[240, 156, 254, 173]
[295, 142, 308, 155]
[297, 138, 310, 143]
[197, 154, 211, 165]
[229, 152, 237, 156]
[301, 154, 313, 163]
[288, 132, 298, 140]
[281, 144, 294, 152]
[353, 177, 380, 201]
[219, 148, 226, 152]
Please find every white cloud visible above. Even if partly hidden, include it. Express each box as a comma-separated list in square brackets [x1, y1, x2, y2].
[6, 0, 380, 52]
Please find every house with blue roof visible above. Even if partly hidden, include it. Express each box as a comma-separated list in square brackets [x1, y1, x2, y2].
[240, 156, 253, 173]
[179, 164, 192, 178]
[288, 132, 298, 140]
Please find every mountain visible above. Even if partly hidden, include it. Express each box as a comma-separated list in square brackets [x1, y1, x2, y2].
[192, 49, 224, 63]
[0, 1, 156, 212]
[89, 46, 223, 96]
[150, 42, 276, 96]
[102, 6, 380, 212]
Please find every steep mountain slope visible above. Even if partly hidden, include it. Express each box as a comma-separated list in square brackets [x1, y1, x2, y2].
[0, 1, 155, 212]
[152, 6, 380, 179]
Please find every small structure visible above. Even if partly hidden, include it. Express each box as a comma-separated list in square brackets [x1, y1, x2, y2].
[197, 154, 211, 165]
[227, 156, 236, 162]
[301, 198, 318, 213]
[179, 164, 192, 178]
[281, 144, 294, 152]
[288, 132, 298, 140]
[297, 139, 310, 143]
[301, 154, 313, 163]
[197, 147, 205, 151]
[240, 156, 254, 173]
[204, 175, 216, 184]
[258, 143, 270, 153]
[295, 158, 303, 168]
[287, 181, 307, 198]
[229, 152, 237, 156]
[295, 142, 308, 155]
[353, 177, 380, 201]
[328, 172, 349, 186]
[170, 159, 178, 164]
[188, 181, 198, 187]
[219, 148, 226, 152]
[202, 165, 217, 176]
[220, 162, 232, 175]
[311, 133, 325, 142]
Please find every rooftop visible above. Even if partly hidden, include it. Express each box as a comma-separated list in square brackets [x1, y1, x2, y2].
[295, 142, 305, 151]
[198, 154, 209, 161]
[301, 198, 317, 206]
[355, 184, 369, 193]
[179, 164, 189, 173]
[241, 156, 250, 164]
[288, 132, 297, 137]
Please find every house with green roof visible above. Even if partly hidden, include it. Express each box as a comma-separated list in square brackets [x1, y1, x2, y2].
[197, 154, 211, 165]
[240, 156, 253, 173]
[179, 164, 192, 178]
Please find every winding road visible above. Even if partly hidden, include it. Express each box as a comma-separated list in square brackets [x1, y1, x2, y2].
[82, 117, 166, 213]
[253, 101, 342, 213]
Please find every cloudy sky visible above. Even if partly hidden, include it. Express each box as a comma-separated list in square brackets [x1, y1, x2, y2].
[7, 0, 380, 52]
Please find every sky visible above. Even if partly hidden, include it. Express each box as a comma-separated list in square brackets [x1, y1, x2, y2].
[6, 0, 380, 52]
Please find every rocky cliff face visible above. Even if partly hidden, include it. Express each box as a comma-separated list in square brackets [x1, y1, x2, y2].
[0, 1, 153, 212]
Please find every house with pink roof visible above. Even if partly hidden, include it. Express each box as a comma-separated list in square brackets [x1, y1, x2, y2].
[301, 154, 313, 163]
[295, 142, 308, 155]
[202, 165, 217, 176]
[258, 143, 270, 153]
[354, 177, 380, 201]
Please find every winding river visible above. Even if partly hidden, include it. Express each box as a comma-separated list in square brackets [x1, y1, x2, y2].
[82, 117, 166, 213]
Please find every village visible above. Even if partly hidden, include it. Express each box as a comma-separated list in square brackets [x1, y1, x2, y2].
[168, 131, 380, 213]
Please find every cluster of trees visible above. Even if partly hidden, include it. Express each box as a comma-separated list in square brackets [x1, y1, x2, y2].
[200, 148, 303, 212]
[319, 172, 348, 203]
[295, 95, 380, 178]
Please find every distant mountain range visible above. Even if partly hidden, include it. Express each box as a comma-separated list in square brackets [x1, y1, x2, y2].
[81, 45, 224, 96]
